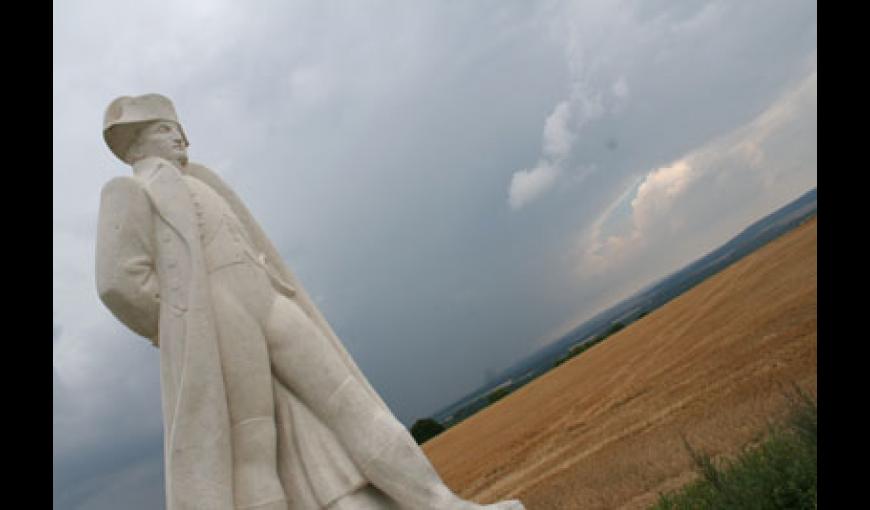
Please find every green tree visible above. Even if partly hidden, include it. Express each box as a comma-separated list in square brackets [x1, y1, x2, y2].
[410, 418, 446, 445]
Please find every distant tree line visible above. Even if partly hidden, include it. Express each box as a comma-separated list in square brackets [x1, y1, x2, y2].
[409, 382, 522, 444]
[410, 319, 641, 443]
[554, 321, 626, 368]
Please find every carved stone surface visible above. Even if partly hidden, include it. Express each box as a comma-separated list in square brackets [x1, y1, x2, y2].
[96, 93, 526, 510]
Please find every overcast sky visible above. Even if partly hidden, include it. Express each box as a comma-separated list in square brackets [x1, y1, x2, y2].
[53, 1, 816, 508]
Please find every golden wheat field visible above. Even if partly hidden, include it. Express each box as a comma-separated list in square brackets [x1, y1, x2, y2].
[423, 217, 817, 510]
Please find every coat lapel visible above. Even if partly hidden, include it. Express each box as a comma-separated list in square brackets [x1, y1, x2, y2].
[134, 157, 196, 247]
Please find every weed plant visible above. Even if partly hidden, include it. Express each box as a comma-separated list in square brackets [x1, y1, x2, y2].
[651, 385, 816, 510]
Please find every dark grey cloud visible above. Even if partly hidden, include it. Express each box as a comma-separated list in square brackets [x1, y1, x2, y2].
[54, 0, 815, 506]
[54, 449, 165, 510]
[53, 319, 163, 508]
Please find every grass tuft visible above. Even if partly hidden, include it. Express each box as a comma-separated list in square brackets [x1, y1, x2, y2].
[651, 385, 817, 510]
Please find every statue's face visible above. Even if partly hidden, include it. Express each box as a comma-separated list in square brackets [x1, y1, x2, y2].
[130, 120, 189, 166]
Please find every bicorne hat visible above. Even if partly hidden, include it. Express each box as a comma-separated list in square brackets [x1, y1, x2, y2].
[103, 93, 190, 162]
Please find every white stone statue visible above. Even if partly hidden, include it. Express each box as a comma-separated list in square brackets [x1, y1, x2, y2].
[95, 93, 526, 510]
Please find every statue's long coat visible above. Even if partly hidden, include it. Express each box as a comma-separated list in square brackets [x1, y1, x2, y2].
[96, 157, 389, 509]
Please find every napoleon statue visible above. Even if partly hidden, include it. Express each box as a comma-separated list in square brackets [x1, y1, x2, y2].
[95, 94, 527, 510]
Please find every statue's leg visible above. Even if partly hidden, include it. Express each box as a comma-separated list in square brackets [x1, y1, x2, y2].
[210, 271, 289, 510]
[264, 295, 525, 510]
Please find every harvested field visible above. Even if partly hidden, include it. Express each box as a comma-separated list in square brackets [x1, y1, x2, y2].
[423, 217, 817, 510]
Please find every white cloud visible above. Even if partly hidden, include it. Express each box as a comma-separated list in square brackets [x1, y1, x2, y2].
[508, 160, 561, 210]
[505, 1, 643, 210]
[542, 100, 575, 158]
[506, 76, 613, 210]
[631, 159, 696, 231]
[575, 68, 816, 282]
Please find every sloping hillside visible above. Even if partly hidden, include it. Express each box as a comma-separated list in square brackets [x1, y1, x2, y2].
[424, 217, 817, 510]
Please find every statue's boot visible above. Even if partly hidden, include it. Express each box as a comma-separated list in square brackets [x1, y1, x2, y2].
[324, 376, 525, 510]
